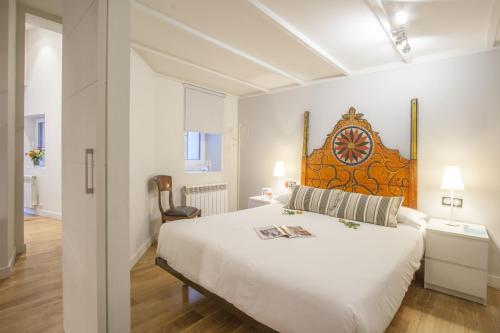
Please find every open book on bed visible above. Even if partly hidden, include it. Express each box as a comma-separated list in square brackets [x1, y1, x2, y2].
[254, 225, 314, 240]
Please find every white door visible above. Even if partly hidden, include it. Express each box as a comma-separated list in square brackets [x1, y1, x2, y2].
[62, 0, 130, 332]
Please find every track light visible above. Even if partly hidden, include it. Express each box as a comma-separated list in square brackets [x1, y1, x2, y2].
[391, 26, 411, 54]
[395, 11, 408, 25]
[402, 42, 411, 54]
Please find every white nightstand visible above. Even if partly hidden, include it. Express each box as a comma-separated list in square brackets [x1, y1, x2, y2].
[424, 218, 489, 304]
[248, 196, 275, 209]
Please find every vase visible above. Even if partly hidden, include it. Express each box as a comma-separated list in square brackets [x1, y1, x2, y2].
[33, 159, 40, 167]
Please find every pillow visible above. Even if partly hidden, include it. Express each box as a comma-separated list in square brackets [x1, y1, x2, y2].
[397, 206, 428, 229]
[287, 185, 342, 216]
[273, 192, 291, 204]
[330, 191, 403, 228]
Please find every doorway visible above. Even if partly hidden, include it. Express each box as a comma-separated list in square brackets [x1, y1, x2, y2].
[23, 14, 62, 224]
[0, 7, 65, 332]
[5, 2, 132, 331]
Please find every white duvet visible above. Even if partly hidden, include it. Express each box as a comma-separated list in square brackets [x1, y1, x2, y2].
[157, 204, 424, 333]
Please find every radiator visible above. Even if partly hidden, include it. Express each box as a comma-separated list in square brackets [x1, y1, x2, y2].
[183, 183, 228, 216]
[24, 175, 39, 208]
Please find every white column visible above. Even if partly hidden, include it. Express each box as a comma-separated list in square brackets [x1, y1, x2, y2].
[0, 0, 17, 279]
[105, 0, 131, 331]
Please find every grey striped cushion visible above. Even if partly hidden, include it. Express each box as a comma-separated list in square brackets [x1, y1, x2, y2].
[287, 185, 342, 216]
[331, 192, 403, 227]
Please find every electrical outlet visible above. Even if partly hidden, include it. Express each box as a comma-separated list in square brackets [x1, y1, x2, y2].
[442, 196, 463, 208]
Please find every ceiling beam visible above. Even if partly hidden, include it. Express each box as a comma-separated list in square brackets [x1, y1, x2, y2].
[486, 0, 500, 48]
[132, 0, 305, 85]
[365, 0, 412, 63]
[131, 42, 270, 93]
[247, 0, 351, 76]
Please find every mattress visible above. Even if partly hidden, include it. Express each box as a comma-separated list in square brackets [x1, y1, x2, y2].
[156, 204, 425, 333]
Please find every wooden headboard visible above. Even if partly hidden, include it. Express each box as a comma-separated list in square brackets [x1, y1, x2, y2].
[301, 99, 418, 208]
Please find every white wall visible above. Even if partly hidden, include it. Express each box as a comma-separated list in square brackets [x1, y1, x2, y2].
[129, 49, 158, 266]
[0, 0, 17, 279]
[129, 49, 239, 266]
[24, 26, 62, 219]
[239, 49, 500, 277]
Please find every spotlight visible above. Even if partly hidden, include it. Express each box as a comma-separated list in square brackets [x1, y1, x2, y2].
[395, 11, 408, 25]
[402, 42, 411, 54]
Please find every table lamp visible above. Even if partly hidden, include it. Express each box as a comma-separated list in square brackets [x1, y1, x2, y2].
[273, 161, 285, 189]
[440, 165, 464, 222]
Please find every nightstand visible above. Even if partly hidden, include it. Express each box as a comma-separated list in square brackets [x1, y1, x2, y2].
[247, 196, 274, 209]
[424, 218, 489, 304]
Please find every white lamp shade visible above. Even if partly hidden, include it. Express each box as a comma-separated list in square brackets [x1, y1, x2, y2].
[273, 161, 285, 177]
[440, 166, 464, 190]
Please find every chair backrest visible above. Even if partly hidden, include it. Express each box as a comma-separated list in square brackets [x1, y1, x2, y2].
[153, 175, 174, 213]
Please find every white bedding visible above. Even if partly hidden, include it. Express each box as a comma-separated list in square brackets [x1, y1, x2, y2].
[157, 204, 425, 333]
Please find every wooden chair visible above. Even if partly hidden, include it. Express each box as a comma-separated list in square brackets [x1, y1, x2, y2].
[153, 175, 201, 223]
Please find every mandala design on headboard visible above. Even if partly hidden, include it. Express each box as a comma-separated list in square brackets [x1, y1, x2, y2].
[332, 126, 373, 166]
[301, 102, 418, 209]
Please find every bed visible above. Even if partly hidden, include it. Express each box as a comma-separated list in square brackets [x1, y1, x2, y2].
[156, 100, 422, 333]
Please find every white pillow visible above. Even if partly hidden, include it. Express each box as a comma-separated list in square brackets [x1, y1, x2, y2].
[397, 206, 428, 229]
[273, 192, 291, 204]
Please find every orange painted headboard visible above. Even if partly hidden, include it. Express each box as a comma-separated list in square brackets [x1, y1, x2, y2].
[301, 99, 418, 208]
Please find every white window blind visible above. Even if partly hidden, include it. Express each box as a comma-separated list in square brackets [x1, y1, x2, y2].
[185, 85, 225, 134]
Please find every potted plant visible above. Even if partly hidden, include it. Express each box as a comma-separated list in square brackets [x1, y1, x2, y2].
[26, 148, 45, 166]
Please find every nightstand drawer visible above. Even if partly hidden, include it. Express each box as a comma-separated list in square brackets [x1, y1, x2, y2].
[426, 232, 488, 270]
[425, 259, 487, 299]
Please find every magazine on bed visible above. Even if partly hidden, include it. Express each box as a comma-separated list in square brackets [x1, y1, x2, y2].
[254, 225, 314, 240]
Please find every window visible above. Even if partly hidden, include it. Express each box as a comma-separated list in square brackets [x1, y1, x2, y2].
[184, 131, 222, 173]
[35, 118, 45, 149]
[184, 85, 223, 173]
[184, 131, 201, 160]
[34, 117, 45, 167]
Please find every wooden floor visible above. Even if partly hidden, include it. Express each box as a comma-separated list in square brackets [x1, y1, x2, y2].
[0, 216, 63, 332]
[1, 217, 499, 332]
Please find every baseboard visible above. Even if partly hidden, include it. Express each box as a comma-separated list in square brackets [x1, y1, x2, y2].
[130, 236, 154, 270]
[16, 243, 26, 254]
[25, 207, 62, 220]
[488, 274, 500, 290]
[0, 247, 17, 279]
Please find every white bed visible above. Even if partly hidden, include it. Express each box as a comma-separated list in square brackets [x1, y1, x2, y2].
[157, 203, 425, 333]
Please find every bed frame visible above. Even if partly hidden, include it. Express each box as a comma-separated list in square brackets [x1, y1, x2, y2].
[156, 100, 419, 331]
[301, 99, 418, 208]
[155, 257, 278, 333]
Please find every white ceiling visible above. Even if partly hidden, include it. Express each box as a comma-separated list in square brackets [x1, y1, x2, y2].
[19, 0, 500, 96]
[131, 0, 500, 96]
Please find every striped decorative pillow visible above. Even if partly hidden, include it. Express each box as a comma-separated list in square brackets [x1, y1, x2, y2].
[331, 192, 404, 227]
[287, 185, 342, 216]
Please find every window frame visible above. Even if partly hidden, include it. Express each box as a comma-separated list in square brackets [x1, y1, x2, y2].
[184, 131, 201, 161]
[184, 131, 223, 173]
[34, 117, 46, 167]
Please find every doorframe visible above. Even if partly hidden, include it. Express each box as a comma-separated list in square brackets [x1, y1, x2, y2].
[15, 2, 131, 331]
